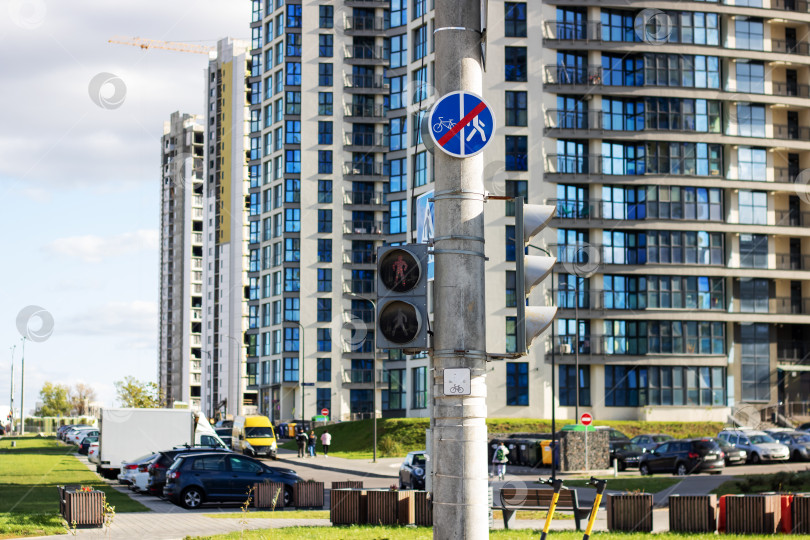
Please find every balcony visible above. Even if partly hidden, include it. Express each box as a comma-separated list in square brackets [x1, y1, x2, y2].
[343, 161, 388, 177]
[772, 82, 810, 98]
[344, 220, 387, 236]
[774, 210, 810, 227]
[773, 124, 810, 141]
[344, 103, 388, 119]
[343, 249, 377, 265]
[548, 335, 724, 358]
[343, 191, 385, 206]
[341, 369, 383, 386]
[343, 132, 389, 149]
[343, 278, 375, 296]
[345, 16, 388, 33]
[775, 253, 810, 270]
[748, 297, 810, 315]
[343, 74, 389, 92]
[777, 341, 810, 363]
[552, 289, 724, 313]
[542, 21, 601, 42]
[769, 39, 810, 56]
[344, 45, 388, 64]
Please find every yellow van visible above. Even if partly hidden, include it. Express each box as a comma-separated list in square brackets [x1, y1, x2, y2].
[232, 415, 277, 459]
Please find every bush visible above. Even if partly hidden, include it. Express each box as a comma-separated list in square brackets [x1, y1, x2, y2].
[378, 435, 404, 457]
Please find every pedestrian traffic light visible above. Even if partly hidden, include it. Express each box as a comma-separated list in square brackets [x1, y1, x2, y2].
[376, 244, 430, 351]
[515, 198, 557, 354]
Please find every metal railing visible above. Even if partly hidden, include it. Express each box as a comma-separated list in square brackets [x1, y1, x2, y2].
[344, 103, 388, 118]
[771, 297, 810, 315]
[552, 289, 725, 312]
[341, 369, 381, 384]
[770, 39, 810, 56]
[347, 308, 375, 324]
[773, 124, 810, 141]
[774, 168, 802, 183]
[343, 132, 389, 147]
[343, 161, 388, 176]
[774, 210, 810, 227]
[777, 341, 810, 362]
[343, 220, 388, 235]
[344, 45, 389, 60]
[543, 65, 603, 86]
[343, 191, 385, 205]
[343, 278, 375, 295]
[343, 249, 377, 265]
[545, 154, 603, 175]
[343, 74, 388, 89]
[772, 82, 810, 98]
[542, 21, 602, 41]
[775, 253, 810, 271]
[771, 0, 810, 12]
[345, 16, 389, 32]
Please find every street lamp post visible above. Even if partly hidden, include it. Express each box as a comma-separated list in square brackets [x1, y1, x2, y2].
[290, 321, 305, 431]
[9, 345, 15, 433]
[346, 293, 378, 463]
[20, 337, 26, 435]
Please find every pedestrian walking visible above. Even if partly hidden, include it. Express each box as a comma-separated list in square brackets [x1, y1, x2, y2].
[308, 430, 317, 457]
[492, 441, 509, 481]
[296, 429, 308, 458]
[321, 430, 332, 457]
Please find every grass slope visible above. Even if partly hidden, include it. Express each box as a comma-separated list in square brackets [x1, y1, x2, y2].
[0, 436, 148, 538]
[281, 418, 725, 458]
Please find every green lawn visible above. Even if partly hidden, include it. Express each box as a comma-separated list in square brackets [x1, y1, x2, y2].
[0, 436, 148, 538]
[280, 418, 725, 459]
[185, 526, 791, 540]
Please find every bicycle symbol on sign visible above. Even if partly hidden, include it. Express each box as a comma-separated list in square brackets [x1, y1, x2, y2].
[432, 117, 456, 133]
[449, 384, 464, 394]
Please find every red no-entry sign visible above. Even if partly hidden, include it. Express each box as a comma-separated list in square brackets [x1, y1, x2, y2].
[321, 408, 329, 416]
[580, 413, 593, 426]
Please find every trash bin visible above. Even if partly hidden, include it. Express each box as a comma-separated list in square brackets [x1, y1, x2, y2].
[523, 440, 540, 467]
[541, 440, 553, 465]
[506, 440, 521, 465]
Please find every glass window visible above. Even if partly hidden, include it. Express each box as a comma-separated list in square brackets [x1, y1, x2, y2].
[391, 0, 407, 27]
[505, 135, 527, 171]
[317, 238, 332, 262]
[740, 278, 769, 313]
[559, 365, 591, 406]
[283, 357, 299, 382]
[736, 17, 763, 50]
[317, 268, 331, 292]
[390, 34, 407, 69]
[506, 362, 528, 406]
[738, 147, 766, 181]
[413, 25, 427, 61]
[318, 121, 332, 145]
[505, 46, 527, 82]
[286, 61, 301, 85]
[505, 317, 517, 353]
[316, 388, 331, 414]
[317, 357, 331, 382]
[505, 91, 527, 126]
[740, 323, 769, 401]
[318, 151, 332, 174]
[316, 327, 331, 351]
[284, 297, 300, 321]
[318, 92, 333, 115]
[505, 2, 527, 37]
[319, 34, 333, 57]
[283, 327, 299, 352]
[412, 366, 427, 409]
[317, 209, 332, 233]
[319, 5, 333, 28]
[736, 104, 766, 138]
[736, 61, 765, 94]
[740, 233, 767, 268]
[739, 191, 767, 225]
[318, 63, 333, 86]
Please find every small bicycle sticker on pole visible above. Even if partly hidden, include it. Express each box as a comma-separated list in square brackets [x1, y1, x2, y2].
[443, 368, 471, 396]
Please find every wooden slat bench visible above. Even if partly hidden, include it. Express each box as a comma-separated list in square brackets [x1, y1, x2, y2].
[495, 487, 585, 530]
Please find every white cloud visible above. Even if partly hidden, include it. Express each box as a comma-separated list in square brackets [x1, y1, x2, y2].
[45, 229, 158, 263]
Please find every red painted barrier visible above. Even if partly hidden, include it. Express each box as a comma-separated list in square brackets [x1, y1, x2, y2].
[782, 494, 794, 533]
[718, 495, 728, 533]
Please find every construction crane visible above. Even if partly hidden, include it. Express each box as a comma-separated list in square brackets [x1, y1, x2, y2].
[108, 36, 215, 55]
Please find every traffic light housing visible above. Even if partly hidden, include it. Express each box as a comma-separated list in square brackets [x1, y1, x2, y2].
[376, 244, 430, 351]
[515, 198, 557, 354]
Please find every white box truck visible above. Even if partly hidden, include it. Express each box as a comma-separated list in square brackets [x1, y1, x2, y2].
[96, 408, 226, 479]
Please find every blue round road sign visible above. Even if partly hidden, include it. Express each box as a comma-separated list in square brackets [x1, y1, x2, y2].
[428, 91, 495, 158]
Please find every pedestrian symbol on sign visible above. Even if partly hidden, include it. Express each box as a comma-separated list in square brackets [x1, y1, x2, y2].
[427, 91, 495, 158]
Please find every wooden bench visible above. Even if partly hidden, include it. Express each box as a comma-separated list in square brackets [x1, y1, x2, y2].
[495, 487, 586, 530]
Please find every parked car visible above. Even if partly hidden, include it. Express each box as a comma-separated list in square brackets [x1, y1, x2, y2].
[130, 455, 160, 492]
[215, 419, 233, 429]
[215, 428, 233, 449]
[718, 429, 790, 464]
[638, 438, 725, 476]
[70, 428, 98, 446]
[609, 441, 644, 471]
[713, 437, 746, 465]
[56, 425, 72, 440]
[594, 426, 630, 442]
[147, 447, 233, 496]
[87, 442, 100, 464]
[118, 453, 157, 486]
[399, 451, 427, 489]
[62, 425, 91, 442]
[630, 434, 674, 453]
[79, 435, 98, 455]
[770, 431, 810, 461]
[163, 452, 301, 509]
[797, 422, 810, 433]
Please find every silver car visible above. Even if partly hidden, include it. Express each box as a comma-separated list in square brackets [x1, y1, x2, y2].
[630, 434, 673, 453]
[718, 429, 789, 464]
[770, 431, 810, 461]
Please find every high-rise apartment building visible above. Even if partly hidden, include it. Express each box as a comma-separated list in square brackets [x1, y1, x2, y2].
[158, 112, 205, 409]
[224, 0, 809, 425]
[201, 37, 257, 418]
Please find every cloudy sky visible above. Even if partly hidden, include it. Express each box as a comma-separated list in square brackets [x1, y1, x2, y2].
[0, 0, 249, 413]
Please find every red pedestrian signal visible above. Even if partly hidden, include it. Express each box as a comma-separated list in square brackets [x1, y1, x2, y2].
[376, 245, 429, 351]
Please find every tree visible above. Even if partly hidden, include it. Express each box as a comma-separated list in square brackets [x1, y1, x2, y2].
[36, 382, 71, 417]
[114, 376, 163, 408]
[70, 383, 97, 416]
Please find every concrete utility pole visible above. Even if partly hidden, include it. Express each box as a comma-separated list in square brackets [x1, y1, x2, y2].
[432, 1, 489, 538]
[9, 345, 15, 432]
[20, 337, 26, 435]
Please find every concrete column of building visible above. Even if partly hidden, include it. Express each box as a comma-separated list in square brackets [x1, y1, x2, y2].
[432, 1, 488, 538]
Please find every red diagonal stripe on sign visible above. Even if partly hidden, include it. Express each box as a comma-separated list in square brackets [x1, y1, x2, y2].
[438, 100, 487, 147]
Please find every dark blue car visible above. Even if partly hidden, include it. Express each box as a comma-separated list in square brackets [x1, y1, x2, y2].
[163, 452, 301, 509]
